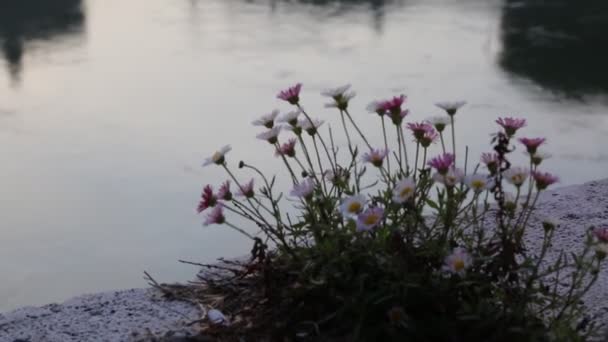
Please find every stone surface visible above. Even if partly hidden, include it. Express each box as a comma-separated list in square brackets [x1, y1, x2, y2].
[0, 288, 201, 342]
[1, 179, 607, 341]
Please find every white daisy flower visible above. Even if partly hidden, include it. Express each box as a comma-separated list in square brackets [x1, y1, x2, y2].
[435, 101, 466, 116]
[321, 84, 356, 110]
[541, 216, 561, 231]
[339, 194, 367, 218]
[527, 150, 552, 166]
[426, 116, 452, 132]
[256, 126, 282, 144]
[504, 167, 528, 187]
[366, 100, 385, 115]
[299, 118, 325, 136]
[207, 309, 228, 325]
[392, 178, 416, 204]
[290, 178, 315, 200]
[252, 109, 280, 128]
[432, 168, 464, 187]
[442, 247, 473, 276]
[202, 145, 232, 167]
[464, 174, 494, 193]
[277, 110, 301, 126]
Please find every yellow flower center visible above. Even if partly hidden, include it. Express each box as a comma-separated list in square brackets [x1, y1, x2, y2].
[399, 187, 413, 198]
[364, 214, 379, 225]
[453, 259, 465, 272]
[471, 180, 485, 189]
[348, 202, 362, 213]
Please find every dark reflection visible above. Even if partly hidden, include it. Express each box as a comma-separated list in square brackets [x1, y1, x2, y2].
[247, 0, 403, 34]
[500, 0, 608, 96]
[0, 0, 85, 85]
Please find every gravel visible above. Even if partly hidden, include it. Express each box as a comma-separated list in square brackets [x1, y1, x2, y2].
[1, 179, 607, 341]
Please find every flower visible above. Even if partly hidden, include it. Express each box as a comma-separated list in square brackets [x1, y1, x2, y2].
[203, 205, 225, 226]
[277, 110, 301, 126]
[392, 178, 416, 203]
[324, 167, 350, 185]
[419, 128, 439, 148]
[407, 122, 434, 141]
[435, 101, 466, 116]
[362, 148, 389, 167]
[390, 109, 409, 126]
[595, 243, 608, 260]
[299, 118, 324, 136]
[339, 194, 367, 217]
[366, 100, 386, 116]
[252, 110, 280, 129]
[481, 152, 500, 175]
[433, 168, 464, 187]
[496, 117, 526, 137]
[290, 178, 315, 200]
[197, 185, 217, 213]
[531, 170, 559, 190]
[426, 116, 451, 132]
[379, 95, 406, 115]
[443, 247, 472, 276]
[464, 174, 494, 193]
[217, 181, 232, 201]
[202, 145, 232, 167]
[237, 179, 255, 198]
[322, 84, 356, 110]
[504, 192, 517, 211]
[207, 309, 228, 325]
[256, 126, 282, 144]
[277, 83, 302, 105]
[527, 150, 552, 166]
[275, 138, 297, 158]
[427, 153, 455, 175]
[593, 227, 608, 243]
[519, 137, 546, 154]
[356, 207, 384, 232]
[504, 167, 528, 187]
[541, 217, 560, 232]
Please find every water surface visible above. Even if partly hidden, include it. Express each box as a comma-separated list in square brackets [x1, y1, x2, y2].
[1, 0, 607, 311]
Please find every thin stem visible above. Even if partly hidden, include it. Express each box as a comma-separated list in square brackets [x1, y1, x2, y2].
[450, 115, 456, 164]
[396, 125, 404, 175]
[225, 222, 255, 240]
[381, 117, 391, 173]
[414, 142, 420, 180]
[344, 109, 372, 150]
[312, 136, 328, 193]
[400, 125, 409, 170]
[439, 131, 446, 154]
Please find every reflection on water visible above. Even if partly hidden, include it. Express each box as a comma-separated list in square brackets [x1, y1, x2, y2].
[0, 0, 607, 312]
[0, 0, 85, 85]
[500, 0, 608, 96]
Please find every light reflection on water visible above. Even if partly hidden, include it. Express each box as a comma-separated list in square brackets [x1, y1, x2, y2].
[0, 0, 607, 311]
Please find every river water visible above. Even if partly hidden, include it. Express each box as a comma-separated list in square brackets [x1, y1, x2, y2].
[1, 0, 607, 311]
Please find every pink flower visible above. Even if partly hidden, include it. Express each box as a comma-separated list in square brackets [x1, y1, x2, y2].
[356, 207, 384, 232]
[203, 205, 225, 226]
[277, 83, 302, 105]
[362, 148, 389, 167]
[275, 138, 297, 158]
[427, 153, 455, 175]
[197, 185, 217, 213]
[496, 117, 526, 137]
[519, 137, 546, 154]
[389, 109, 409, 126]
[407, 122, 434, 141]
[531, 170, 559, 190]
[481, 152, 500, 174]
[218, 181, 232, 201]
[593, 227, 608, 243]
[379, 95, 406, 115]
[237, 179, 255, 198]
